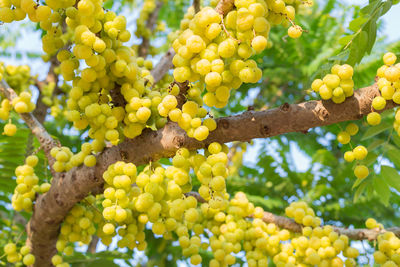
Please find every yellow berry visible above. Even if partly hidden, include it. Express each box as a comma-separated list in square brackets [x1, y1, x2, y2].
[366, 112, 381, 126]
[3, 123, 17, 136]
[345, 123, 358, 136]
[353, 146, 368, 160]
[383, 52, 397, 66]
[344, 151, 355, 162]
[372, 96, 386, 110]
[354, 165, 369, 179]
[288, 25, 302, 39]
[337, 131, 350, 144]
[365, 218, 377, 229]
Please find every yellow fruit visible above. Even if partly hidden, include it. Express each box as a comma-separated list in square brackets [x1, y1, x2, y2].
[3, 123, 17, 136]
[337, 131, 350, 144]
[288, 25, 302, 38]
[354, 165, 369, 179]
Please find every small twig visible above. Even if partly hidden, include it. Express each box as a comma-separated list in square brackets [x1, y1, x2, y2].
[220, 15, 240, 43]
[193, 0, 200, 13]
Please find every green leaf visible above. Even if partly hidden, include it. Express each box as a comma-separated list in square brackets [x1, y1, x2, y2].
[339, 35, 354, 46]
[367, 139, 385, 151]
[381, 0, 393, 15]
[361, 122, 392, 140]
[373, 175, 390, 206]
[386, 149, 400, 169]
[392, 134, 400, 147]
[352, 175, 365, 190]
[354, 179, 369, 202]
[347, 30, 368, 65]
[380, 165, 400, 191]
[360, 151, 378, 166]
[365, 20, 377, 54]
[349, 17, 369, 32]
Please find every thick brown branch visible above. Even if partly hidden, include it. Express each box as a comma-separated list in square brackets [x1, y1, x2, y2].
[138, 1, 163, 58]
[0, 80, 57, 167]
[26, 84, 396, 266]
[98, 84, 388, 170]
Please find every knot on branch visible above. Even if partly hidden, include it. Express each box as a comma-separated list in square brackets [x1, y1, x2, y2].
[173, 136, 185, 148]
[280, 102, 290, 112]
[219, 118, 229, 129]
[260, 125, 270, 136]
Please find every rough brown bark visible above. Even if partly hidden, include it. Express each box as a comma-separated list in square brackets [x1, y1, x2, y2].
[27, 166, 97, 266]
[138, 1, 163, 58]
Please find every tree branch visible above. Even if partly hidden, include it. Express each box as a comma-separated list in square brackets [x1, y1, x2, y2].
[193, 0, 200, 13]
[0, 80, 57, 167]
[26, 83, 397, 266]
[215, 0, 234, 15]
[138, 1, 163, 58]
[150, 47, 175, 85]
[260, 211, 400, 240]
[86, 236, 99, 254]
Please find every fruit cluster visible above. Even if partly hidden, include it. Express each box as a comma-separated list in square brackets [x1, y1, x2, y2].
[3, 243, 35, 265]
[365, 219, 400, 266]
[50, 144, 97, 172]
[311, 64, 355, 103]
[11, 155, 48, 212]
[54, 196, 101, 265]
[368, 52, 400, 131]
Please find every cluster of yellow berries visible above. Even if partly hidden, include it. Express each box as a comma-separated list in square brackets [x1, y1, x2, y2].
[3, 243, 35, 265]
[135, 0, 158, 40]
[0, 63, 37, 136]
[285, 201, 321, 227]
[167, 0, 308, 141]
[0, 99, 16, 136]
[50, 144, 97, 172]
[368, 52, 400, 130]
[11, 155, 50, 212]
[365, 218, 400, 266]
[0, 65, 36, 137]
[158, 92, 217, 141]
[311, 64, 355, 103]
[100, 161, 150, 250]
[281, 201, 360, 266]
[195, 142, 229, 204]
[1, 64, 33, 92]
[336, 123, 370, 179]
[12, 91, 36, 114]
[54, 196, 101, 265]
